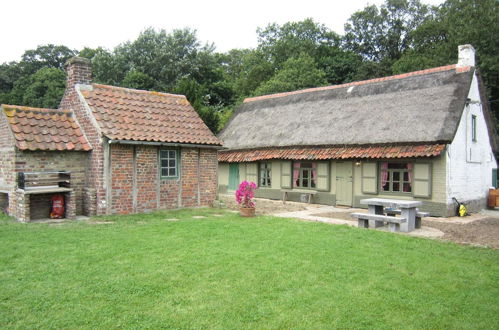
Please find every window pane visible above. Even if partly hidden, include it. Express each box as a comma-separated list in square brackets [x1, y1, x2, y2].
[169, 160, 175, 167]
[168, 168, 176, 176]
[169, 151, 175, 158]
[303, 179, 308, 187]
[403, 183, 412, 192]
[393, 182, 400, 191]
[268, 178, 271, 186]
[161, 160, 168, 167]
[160, 150, 168, 158]
[161, 169, 168, 177]
[403, 172, 409, 181]
[393, 172, 400, 181]
[382, 182, 389, 191]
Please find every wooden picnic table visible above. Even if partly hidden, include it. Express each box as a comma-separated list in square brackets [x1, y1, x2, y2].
[360, 198, 422, 232]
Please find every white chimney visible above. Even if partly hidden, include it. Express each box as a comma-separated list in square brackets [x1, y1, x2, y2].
[457, 44, 475, 67]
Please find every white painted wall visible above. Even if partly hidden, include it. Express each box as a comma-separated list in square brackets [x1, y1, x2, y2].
[446, 73, 497, 206]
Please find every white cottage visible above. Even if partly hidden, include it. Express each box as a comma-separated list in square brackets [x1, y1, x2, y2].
[217, 45, 497, 216]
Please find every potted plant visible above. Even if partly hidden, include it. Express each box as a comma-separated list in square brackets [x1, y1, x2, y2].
[235, 181, 257, 217]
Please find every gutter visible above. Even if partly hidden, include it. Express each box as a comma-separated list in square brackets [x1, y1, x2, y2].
[108, 139, 226, 150]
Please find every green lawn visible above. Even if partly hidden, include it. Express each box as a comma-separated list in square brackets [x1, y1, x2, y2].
[0, 209, 498, 329]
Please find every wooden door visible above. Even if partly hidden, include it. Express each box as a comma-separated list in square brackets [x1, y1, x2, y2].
[336, 161, 353, 206]
[228, 163, 240, 191]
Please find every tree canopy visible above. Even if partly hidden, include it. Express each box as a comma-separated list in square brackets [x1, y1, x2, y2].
[0, 0, 497, 134]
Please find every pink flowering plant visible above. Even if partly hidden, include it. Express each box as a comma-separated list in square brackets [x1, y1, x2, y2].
[235, 181, 257, 208]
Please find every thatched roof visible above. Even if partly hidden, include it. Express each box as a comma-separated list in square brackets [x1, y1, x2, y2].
[219, 65, 474, 151]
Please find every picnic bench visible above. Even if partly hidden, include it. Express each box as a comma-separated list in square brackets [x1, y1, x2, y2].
[351, 213, 407, 232]
[357, 198, 425, 233]
[282, 189, 316, 204]
[384, 209, 429, 229]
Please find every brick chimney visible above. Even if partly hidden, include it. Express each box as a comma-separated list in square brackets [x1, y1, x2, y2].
[457, 44, 475, 68]
[65, 57, 92, 88]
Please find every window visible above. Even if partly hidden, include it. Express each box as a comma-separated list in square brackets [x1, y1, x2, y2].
[259, 162, 272, 187]
[471, 115, 477, 142]
[380, 162, 412, 193]
[293, 162, 317, 189]
[160, 150, 178, 178]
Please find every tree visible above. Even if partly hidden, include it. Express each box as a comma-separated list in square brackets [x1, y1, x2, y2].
[9, 67, 66, 109]
[122, 70, 155, 90]
[254, 53, 327, 96]
[343, 0, 432, 63]
[392, 0, 499, 121]
[257, 19, 361, 85]
[19, 44, 77, 75]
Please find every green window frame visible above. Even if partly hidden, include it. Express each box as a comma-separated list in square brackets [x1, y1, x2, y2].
[259, 162, 272, 187]
[293, 162, 317, 189]
[471, 115, 477, 142]
[160, 149, 178, 179]
[380, 162, 412, 194]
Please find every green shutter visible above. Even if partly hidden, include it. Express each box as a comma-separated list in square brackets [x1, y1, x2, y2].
[493, 169, 498, 188]
[316, 162, 330, 191]
[413, 163, 432, 198]
[246, 163, 258, 184]
[361, 162, 378, 194]
[281, 161, 292, 189]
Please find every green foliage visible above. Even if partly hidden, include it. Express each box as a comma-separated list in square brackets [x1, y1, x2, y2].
[20, 44, 77, 74]
[0, 209, 498, 328]
[254, 54, 327, 96]
[122, 69, 155, 90]
[343, 0, 433, 63]
[13, 67, 66, 108]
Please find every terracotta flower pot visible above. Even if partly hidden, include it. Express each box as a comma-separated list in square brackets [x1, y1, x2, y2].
[239, 207, 256, 217]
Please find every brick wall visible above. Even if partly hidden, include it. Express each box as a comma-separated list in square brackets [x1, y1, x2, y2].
[181, 148, 200, 207]
[110, 144, 134, 214]
[199, 149, 218, 206]
[14, 150, 87, 215]
[0, 110, 15, 190]
[109, 145, 218, 213]
[59, 57, 106, 215]
[136, 146, 158, 213]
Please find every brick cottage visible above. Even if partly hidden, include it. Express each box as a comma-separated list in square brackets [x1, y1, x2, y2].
[0, 57, 222, 221]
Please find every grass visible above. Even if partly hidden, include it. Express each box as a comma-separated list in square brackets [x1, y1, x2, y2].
[0, 209, 498, 329]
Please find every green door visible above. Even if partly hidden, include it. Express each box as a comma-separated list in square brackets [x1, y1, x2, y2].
[336, 161, 353, 206]
[228, 164, 240, 191]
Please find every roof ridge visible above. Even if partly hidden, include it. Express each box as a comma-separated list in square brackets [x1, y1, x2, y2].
[1, 104, 73, 114]
[91, 83, 187, 99]
[244, 64, 470, 103]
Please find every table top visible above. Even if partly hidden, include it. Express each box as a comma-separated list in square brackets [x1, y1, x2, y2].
[360, 198, 422, 208]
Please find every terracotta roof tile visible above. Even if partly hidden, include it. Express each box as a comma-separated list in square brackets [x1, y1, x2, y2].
[218, 144, 446, 162]
[80, 84, 222, 146]
[1, 105, 92, 151]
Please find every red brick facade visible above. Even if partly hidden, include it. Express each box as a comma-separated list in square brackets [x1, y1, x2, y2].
[59, 58, 219, 217]
[109, 144, 218, 214]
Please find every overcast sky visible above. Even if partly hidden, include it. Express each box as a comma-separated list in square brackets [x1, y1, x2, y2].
[0, 0, 445, 64]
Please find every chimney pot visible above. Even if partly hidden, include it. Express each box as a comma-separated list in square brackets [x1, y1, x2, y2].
[457, 44, 475, 68]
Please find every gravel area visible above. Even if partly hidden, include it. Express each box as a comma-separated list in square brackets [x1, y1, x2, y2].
[422, 217, 499, 249]
[314, 210, 499, 249]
